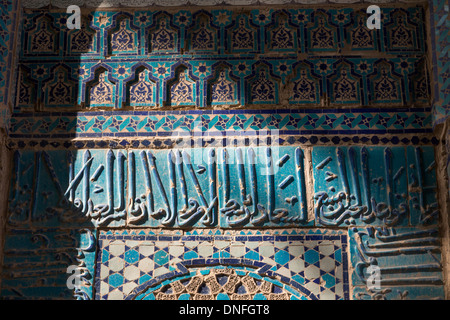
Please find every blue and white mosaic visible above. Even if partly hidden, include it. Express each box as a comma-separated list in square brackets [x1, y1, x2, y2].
[95, 229, 349, 300]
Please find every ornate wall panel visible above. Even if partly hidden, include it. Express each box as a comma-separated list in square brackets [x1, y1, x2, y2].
[0, 0, 19, 128]
[95, 229, 348, 300]
[428, 0, 449, 126]
[349, 226, 444, 300]
[0, 2, 448, 301]
[0, 145, 445, 299]
[312, 146, 438, 227]
[4, 147, 310, 229]
[14, 7, 429, 112]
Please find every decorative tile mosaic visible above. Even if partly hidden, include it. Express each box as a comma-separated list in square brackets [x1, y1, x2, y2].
[14, 0, 439, 7]
[0, 144, 445, 299]
[349, 226, 445, 300]
[15, 7, 429, 111]
[5, 145, 440, 229]
[5, 133, 441, 151]
[95, 229, 349, 300]
[0, 0, 19, 130]
[1, 1, 447, 301]
[0, 227, 96, 300]
[0, 0, 18, 106]
[429, 0, 450, 126]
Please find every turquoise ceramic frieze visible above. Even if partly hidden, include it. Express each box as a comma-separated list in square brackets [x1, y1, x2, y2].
[218, 147, 309, 227]
[7, 146, 439, 229]
[1, 145, 445, 300]
[0, 0, 18, 107]
[1, 0, 447, 302]
[312, 146, 439, 227]
[7, 108, 433, 139]
[15, 7, 429, 111]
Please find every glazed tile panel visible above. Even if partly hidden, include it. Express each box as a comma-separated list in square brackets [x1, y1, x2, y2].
[6, 146, 310, 228]
[1, 1, 447, 301]
[0, 228, 96, 299]
[6, 146, 439, 229]
[15, 7, 430, 111]
[1, 145, 445, 299]
[429, 0, 450, 125]
[95, 229, 349, 300]
[349, 226, 444, 300]
[7, 108, 433, 138]
[0, 0, 19, 128]
[312, 146, 439, 227]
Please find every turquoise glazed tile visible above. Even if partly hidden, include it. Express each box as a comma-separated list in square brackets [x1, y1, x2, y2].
[406, 146, 439, 225]
[1, 1, 447, 302]
[217, 146, 310, 227]
[349, 226, 444, 300]
[0, 228, 96, 300]
[14, 8, 430, 111]
[312, 146, 439, 227]
[0, 146, 313, 228]
[95, 229, 348, 300]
